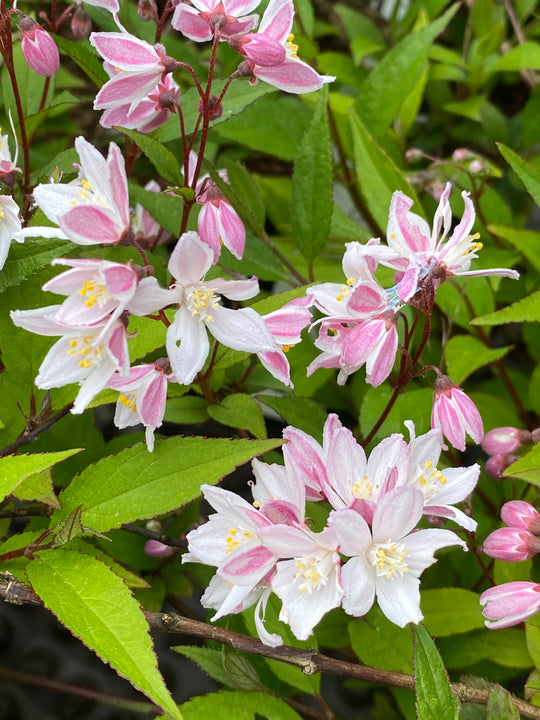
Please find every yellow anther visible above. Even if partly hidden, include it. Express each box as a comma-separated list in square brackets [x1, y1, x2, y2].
[425, 460, 432, 469]
[85, 297, 96, 307]
[81, 179, 92, 190]
[283, 345, 292, 352]
[69, 339, 77, 347]
[253, 500, 260, 508]
[346, 277, 356, 286]
[79, 359, 92, 368]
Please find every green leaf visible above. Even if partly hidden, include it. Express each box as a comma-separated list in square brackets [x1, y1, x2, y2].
[207, 394, 267, 438]
[52, 436, 282, 533]
[164, 395, 209, 425]
[445, 336, 511, 385]
[486, 685, 520, 719]
[26, 550, 181, 719]
[503, 443, 540, 484]
[0, 237, 75, 295]
[527, 616, 540, 671]
[224, 161, 265, 227]
[438, 628, 532, 669]
[173, 646, 235, 688]
[492, 42, 540, 72]
[13, 470, 60, 509]
[129, 183, 184, 236]
[349, 607, 413, 673]
[122, 129, 184, 186]
[412, 624, 459, 720]
[488, 224, 540, 273]
[355, 4, 459, 137]
[258, 395, 327, 441]
[421, 589, 485, 637]
[290, 84, 332, 262]
[472, 290, 540, 325]
[180, 690, 302, 720]
[497, 143, 540, 206]
[54, 36, 108, 87]
[0, 449, 82, 504]
[349, 110, 422, 232]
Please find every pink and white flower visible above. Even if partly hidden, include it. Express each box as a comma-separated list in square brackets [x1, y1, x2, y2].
[0, 122, 22, 186]
[431, 375, 484, 451]
[330, 487, 466, 626]
[0, 195, 22, 270]
[15, 137, 130, 246]
[10, 309, 129, 413]
[480, 581, 540, 629]
[166, 231, 275, 385]
[233, 0, 334, 94]
[172, 0, 260, 43]
[90, 32, 178, 113]
[108, 360, 172, 452]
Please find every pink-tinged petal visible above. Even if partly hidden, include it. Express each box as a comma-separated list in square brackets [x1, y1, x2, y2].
[10, 305, 68, 335]
[387, 192, 431, 254]
[42, 267, 90, 295]
[348, 282, 386, 315]
[258, 349, 291, 386]
[109, 365, 153, 389]
[90, 32, 160, 68]
[365, 325, 398, 387]
[166, 306, 209, 385]
[480, 582, 540, 629]
[202, 484, 271, 530]
[255, 58, 334, 94]
[168, 232, 213, 284]
[84, 0, 119, 10]
[217, 200, 245, 258]
[424, 504, 477, 531]
[107, 324, 129, 374]
[259, 0, 294, 43]
[372, 488, 423, 543]
[456, 267, 520, 280]
[341, 555, 376, 617]
[197, 203, 221, 262]
[341, 319, 384, 367]
[220, 14, 260, 37]
[172, 5, 213, 41]
[402, 529, 466, 575]
[258, 525, 318, 557]
[282, 425, 327, 498]
[376, 572, 422, 627]
[443, 190, 475, 254]
[430, 182, 452, 245]
[101, 263, 136, 296]
[396, 266, 419, 301]
[32, 183, 82, 225]
[127, 277, 175, 316]
[432, 395, 465, 451]
[324, 425, 368, 509]
[94, 71, 162, 109]
[263, 296, 313, 343]
[107, 143, 130, 227]
[139, 373, 168, 428]
[60, 205, 123, 245]
[210, 306, 275, 353]
[483, 527, 538, 562]
[73, 359, 117, 413]
[261, 499, 302, 525]
[501, 501, 540, 531]
[225, 0, 261, 15]
[239, 34, 286, 66]
[209, 276, 259, 301]
[220, 545, 276, 585]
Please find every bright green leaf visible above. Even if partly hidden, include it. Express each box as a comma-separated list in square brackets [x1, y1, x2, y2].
[54, 36, 108, 87]
[164, 395, 209, 425]
[291, 84, 332, 262]
[421, 589, 485, 637]
[445, 336, 511, 385]
[258, 395, 327, 441]
[492, 42, 540, 72]
[349, 608, 413, 673]
[413, 624, 460, 720]
[498, 143, 540, 207]
[472, 290, 540, 325]
[129, 183, 184, 235]
[26, 550, 181, 719]
[53, 437, 282, 533]
[122, 129, 183, 186]
[207, 394, 267, 438]
[488, 225, 540, 273]
[13, 469, 59, 509]
[503, 443, 540, 484]
[0, 449, 82, 504]
[180, 690, 302, 720]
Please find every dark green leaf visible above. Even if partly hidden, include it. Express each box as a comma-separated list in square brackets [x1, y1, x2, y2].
[122, 129, 184, 186]
[413, 624, 459, 720]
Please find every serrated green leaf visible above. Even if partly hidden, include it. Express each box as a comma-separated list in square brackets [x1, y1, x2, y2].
[180, 690, 302, 720]
[413, 624, 459, 720]
[26, 550, 181, 719]
[52, 436, 282, 533]
[349, 607, 413, 673]
[122, 129, 183, 186]
[350, 110, 422, 232]
[445, 336, 511, 385]
[472, 290, 540, 325]
[54, 36, 108, 87]
[291, 84, 332, 262]
[486, 685, 520, 719]
[498, 143, 540, 206]
[13, 469, 59, 509]
[421, 589, 485, 637]
[488, 225, 540, 273]
[355, 4, 458, 137]
[0, 449, 82, 504]
[258, 396, 327, 441]
[0, 237, 75, 294]
[208, 394, 266, 438]
[173, 646, 233, 687]
[503, 443, 540, 484]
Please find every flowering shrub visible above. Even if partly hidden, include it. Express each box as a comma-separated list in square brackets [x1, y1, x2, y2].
[1, 0, 540, 718]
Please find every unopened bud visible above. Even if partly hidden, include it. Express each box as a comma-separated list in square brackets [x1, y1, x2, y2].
[485, 453, 520, 479]
[144, 539, 175, 558]
[71, 7, 92, 39]
[20, 16, 60, 77]
[138, 0, 157, 21]
[198, 94, 222, 120]
[405, 148, 423, 163]
[469, 159, 485, 174]
[532, 428, 540, 444]
[482, 426, 531, 456]
[452, 147, 474, 162]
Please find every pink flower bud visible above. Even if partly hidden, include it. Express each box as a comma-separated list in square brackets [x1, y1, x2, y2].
[469, 159, 485, 174]
[71, 7, 92, 40]
[144, 539, 175, 558]
[452, 148, 474, 162]
[501, 500, 540, 534]
[138, 0, 157, 21]
[405, 148, 423, 163]
[483, 526, 540, 561]
[482, 426, 530, 455]
[431, 375, 484, 451]
[485, 453, 519, 479]
[480, 581, 540, 629]
[532, 428, 540, 444]
[20, 16, 60, 77]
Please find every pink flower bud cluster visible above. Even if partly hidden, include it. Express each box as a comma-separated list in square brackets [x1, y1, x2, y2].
[184, 414, 476, 645]
[481, 426, 535, 479]
[19, 16, 59, 77]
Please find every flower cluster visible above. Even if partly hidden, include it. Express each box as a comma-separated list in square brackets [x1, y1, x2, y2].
[184, 414, 476, 645]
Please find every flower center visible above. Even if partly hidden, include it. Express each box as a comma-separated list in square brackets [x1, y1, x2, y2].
[414, 459, 447, 500]
[225, 527, 254, 555]
[186, 285, 220, 322]
[286, 33, 299, 59]
[335, 277, 356, 302]
[119, 393, 137, 413]
[79, 277, 110, 308]
[368, 540, 409, 579]
[351, 474, 374, 499]
[293, 551, 334, 593]
[66, 334, 104, 369]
